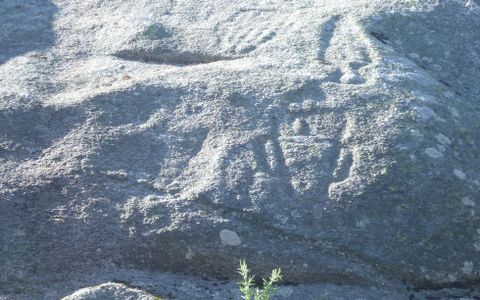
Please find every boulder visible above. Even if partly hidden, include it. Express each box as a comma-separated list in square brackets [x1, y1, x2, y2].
[1, 0, 480, 298]
[61, 283, 159, 300]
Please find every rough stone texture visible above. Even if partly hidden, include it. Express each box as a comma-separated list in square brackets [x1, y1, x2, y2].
[61, 282, 159, 300]
[1, 0, 480, 299]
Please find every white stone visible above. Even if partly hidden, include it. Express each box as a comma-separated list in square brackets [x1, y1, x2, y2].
[408, 52, 420, 59]
[435, 133, 452, 145]
[219, 229, 241, 246]
[454, 169, 467, 180]
[462, 261, 474, 275]
[424, 148, 443, 159]
[462, 197, 475, 207]
[443, 91, 455, 98]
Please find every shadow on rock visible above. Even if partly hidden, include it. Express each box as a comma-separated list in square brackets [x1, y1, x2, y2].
[367, 1, 480, 103]
[0, 0, 57, 65]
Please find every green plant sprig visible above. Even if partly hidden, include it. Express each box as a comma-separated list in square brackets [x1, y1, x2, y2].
[237, 260, 282, 300]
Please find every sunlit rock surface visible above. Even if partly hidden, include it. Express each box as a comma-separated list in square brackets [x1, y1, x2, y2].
[1, 0, 480, 299]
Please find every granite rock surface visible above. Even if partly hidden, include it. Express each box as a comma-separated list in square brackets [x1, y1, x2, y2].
[1, 0, 480, 299]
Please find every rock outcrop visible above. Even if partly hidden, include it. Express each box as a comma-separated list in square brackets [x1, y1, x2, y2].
[1, 0, 480, 299]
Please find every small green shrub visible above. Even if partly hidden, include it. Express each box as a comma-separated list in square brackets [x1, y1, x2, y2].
[237, 260, 283, 300]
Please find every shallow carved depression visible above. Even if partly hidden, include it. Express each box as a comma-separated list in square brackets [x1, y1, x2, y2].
[111, 22, 239, 65]
[112, 49, 236, 65]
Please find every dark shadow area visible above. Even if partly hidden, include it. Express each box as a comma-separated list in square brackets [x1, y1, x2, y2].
[339, 3, 480, 287]
[367, 2, 480, 104]
[0, 0, 57, 65]
[0, 104, 85, 161]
